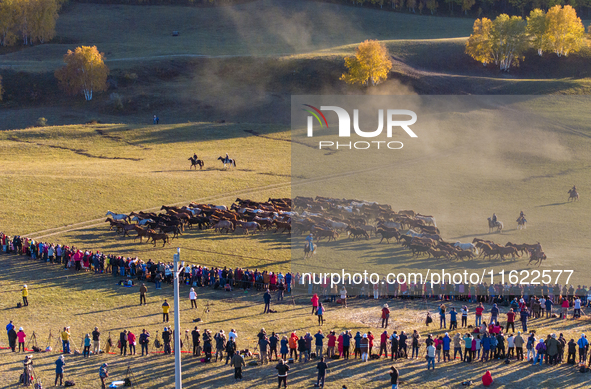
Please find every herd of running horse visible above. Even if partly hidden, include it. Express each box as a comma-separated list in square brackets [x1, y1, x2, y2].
[104, 196, 547, 266]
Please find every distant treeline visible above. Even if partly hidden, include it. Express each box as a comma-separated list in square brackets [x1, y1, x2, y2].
[69, 0, 591, 18]
[314, 0, 591, 18]
[71, 0, 257, 6]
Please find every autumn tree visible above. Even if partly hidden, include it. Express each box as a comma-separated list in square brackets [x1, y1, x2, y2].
[466, 14, 527, 71]
[545, 5, 584, 57]
[0, 0, 59, 46]
[526, 9, 547, 56]
[0, 0, 18, 46]
[341, 40, 392, 87]
[491, 14, 527, 71]
[55, 46, 109, 101]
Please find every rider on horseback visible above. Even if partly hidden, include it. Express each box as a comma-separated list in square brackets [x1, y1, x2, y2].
[517, 210, 526, 224]
[305, 233, 315, 253]
[491, 213, 497, 224]
[193, 153, 198, 160]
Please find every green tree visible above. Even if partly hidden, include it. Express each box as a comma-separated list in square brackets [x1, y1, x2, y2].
[462, 0, 475, 14]
[341, 40, 393, 86]
[55, 46, 109, 101]
[545, 5, 584, 56]
[526, 8, 547, 56]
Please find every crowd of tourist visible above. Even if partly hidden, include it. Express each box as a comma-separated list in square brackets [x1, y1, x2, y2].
[3, 231, 591, 388]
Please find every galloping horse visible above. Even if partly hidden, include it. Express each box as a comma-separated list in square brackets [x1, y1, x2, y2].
[487, 217, 503, 233]
[106, 211, 130, 223]
[188, 156, 205, 170]
[568, 188, 579, 202]
[516, 216, 526, 230]
[217, 156, 236, 168]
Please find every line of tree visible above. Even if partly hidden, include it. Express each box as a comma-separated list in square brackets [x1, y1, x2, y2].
[465, 5, 585, 71]
[309, 0, 591, 18]
[0, 0, 63, 47]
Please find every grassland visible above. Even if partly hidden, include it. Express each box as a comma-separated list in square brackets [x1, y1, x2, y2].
[1, 254, 591, 389]
[2, 0, 591, 387]
[0, 0, 476, 71]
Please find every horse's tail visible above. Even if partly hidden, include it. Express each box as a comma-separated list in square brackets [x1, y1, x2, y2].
[233, 159, 236, 167]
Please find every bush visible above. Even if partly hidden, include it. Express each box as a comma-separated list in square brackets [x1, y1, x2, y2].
[124, 72, 138, 82]
[110, 92, 123, 110]
[36, 117, 47, 127]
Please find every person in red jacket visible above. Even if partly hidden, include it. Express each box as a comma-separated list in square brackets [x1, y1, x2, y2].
[379, 331, 389, 358]
[367, 331, 375, 356]
[475, 303, 484, 326]
[506, 309, 516, 332]
[382, 304, 390, 328]
[561, 298, 569, 320]
[127, 331, 137, 355]
[327, 331, 337, 358]
[311, 294, 319, 315]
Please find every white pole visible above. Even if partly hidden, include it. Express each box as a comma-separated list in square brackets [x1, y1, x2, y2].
[173, 248, 182, 389]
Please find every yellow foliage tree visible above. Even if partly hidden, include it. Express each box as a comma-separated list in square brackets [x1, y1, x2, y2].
[544, 5, 584, 57]
[55, 46, 110, 101]
[340, 40, 393, 87]
[465, 18, 494, 66]
[466, 15, 527, 71]
[526, 8, 547, 56]
[0, 0, 19, 46]
[0, 0, 59, 46]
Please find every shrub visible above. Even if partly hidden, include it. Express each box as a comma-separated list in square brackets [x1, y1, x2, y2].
[36, 117, 48, 127]
[110, 92, 123, 110]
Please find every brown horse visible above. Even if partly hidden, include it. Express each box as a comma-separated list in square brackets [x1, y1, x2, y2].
[133, 225, 151, 243]
[147, 231, 170, 247]
[568, 188, 579, 202]
[188, 157, 204, 170]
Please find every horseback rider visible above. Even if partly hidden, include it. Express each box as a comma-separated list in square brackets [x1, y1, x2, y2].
[193, 153, 198, 161]
[571, 185, 577, 193]
[518, 210, 526, 223]
[225, 153, 230, 162]
[305, 233, 315, 253]
[491, 213, 497, 224]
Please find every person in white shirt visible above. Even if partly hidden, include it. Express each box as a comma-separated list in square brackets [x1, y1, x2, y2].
[189, 288, 197, 309]
[340, 287, 347, 308]
[574, 297, 582, 318]
[461, 306, 469, 328]
[426, 344, 436, 370]
[229, 329, 238, 343]
[507, 334, 515, 359]
[540, 297, 546, 317]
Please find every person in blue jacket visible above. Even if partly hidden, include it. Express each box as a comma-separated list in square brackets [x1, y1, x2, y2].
[481, 334, 491, 362]
[577, 334, 589, 363]
[442, 332, 451, 361]
[342, 331, 352, 359]
[449, 308, 458, 330]
[354, 331, 362, 359]
[55, 355, 65, 386]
